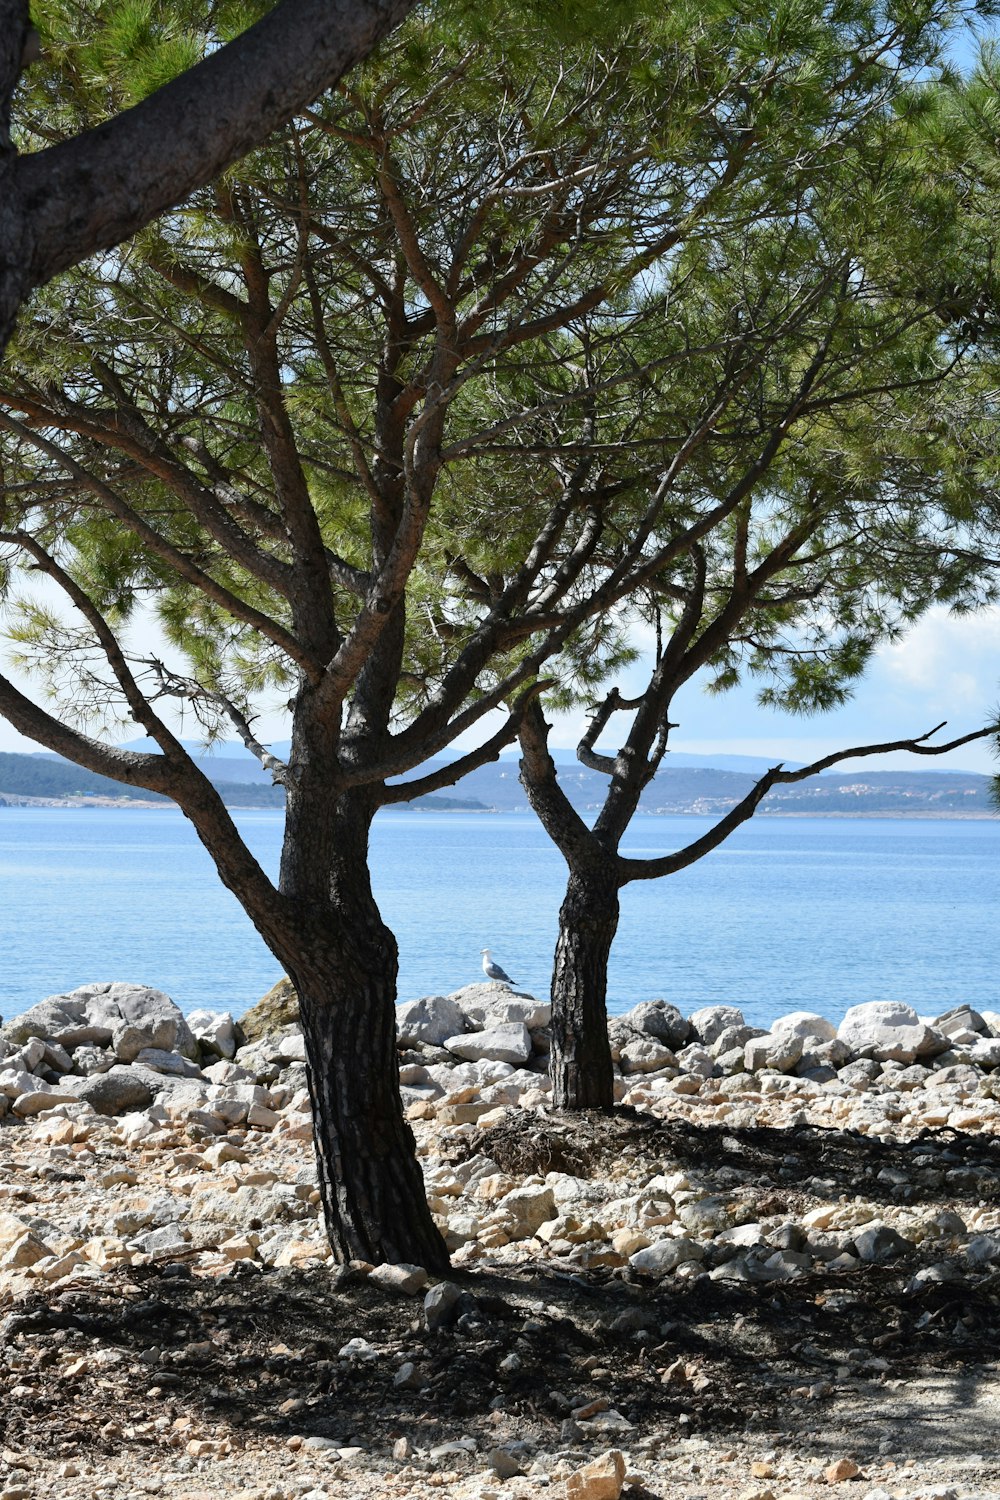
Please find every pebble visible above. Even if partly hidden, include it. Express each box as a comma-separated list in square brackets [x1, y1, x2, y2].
[3, 986, 1000, 1500]
[826, 1458, 862, 1483]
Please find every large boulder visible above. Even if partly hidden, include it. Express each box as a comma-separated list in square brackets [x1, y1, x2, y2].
[3, 982, 197, 1059]
[447, 983, 550, 1031]
[444, 1025, 533, 1066]
[3, 993, 116, 1050]
[107, 983, 198, 1059]
[770, 1010, 837, 1044]
[396, 994, 467, 1048]
[837, 1001, 945, 1064]
[688, 1006, 746, 1047]
[239, 977, 299, 1042]
[618, 1037, 677, 1075]
[70, 1067, 155, 1116]
[616, 1000, 689, 1050]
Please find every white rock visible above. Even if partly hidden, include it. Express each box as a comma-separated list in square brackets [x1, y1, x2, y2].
[41, 1040, 74, 1073]
[617, 999, 689, 1049]
[202, 1059, 254, 1085]
[678, 1196, 733, 1234]
[968, 1039, 1000, 1070]
[619, 1037, 677, 1075]
[628, 1237, 703, 1277]
[396, 994, 468, 1047]
[716, 1222, 765, 1247]
[0, 1069, 43, 1099]
[9, 1037, 46, 1072]
[186, 1008, 238, 1059]
[444, 1025, 532, 1066]
[744, 1031, 804, 1073]
[770, 1010, 837, 1043]
[13, 1085, 81, 1116]
[131, 1223, 189, 1256]
[491, 1184, 557, 1238]
[369, 1262, 429, 1295]
[277, 1032, 307, 1063]
[837, 1002, 943, 1064]
[965, 1234, 1000, 1268]
[674, 1044, 715, 1078]
[447, 982, 549, 1031]
[688, 1006, 746, 1046]
[5, 983, 198, 1059]
[112, 1016, 179, 1063]
[135, 1048, 205, 1078]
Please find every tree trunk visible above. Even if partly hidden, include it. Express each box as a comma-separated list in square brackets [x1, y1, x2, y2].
[275, 764, 448, 1271]
[286, 888, 449, 1271]
[550, 866, 620, 1110]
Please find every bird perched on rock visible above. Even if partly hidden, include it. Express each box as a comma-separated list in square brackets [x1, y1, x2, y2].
[480, 948, 515, 987]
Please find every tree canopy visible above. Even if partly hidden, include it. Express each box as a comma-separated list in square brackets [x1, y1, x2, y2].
[1, 0, 998, 1258]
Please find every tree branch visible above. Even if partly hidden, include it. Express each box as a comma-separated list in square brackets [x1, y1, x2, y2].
[379, 709, 531, 804]
[517, 698, 599, 869]
[617, 722, 1000, 884]
[14, 0, 418, 292]
[0, 409, 321, 679]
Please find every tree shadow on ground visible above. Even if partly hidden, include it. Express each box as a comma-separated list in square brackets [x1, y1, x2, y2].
[3, 1249, 1000, 1469]
[460, 1106, 1000, 1210]
[4, 1105, 1000, 1472]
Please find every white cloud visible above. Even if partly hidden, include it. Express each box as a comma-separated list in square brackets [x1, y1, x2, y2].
[881, 606, 1000, 703]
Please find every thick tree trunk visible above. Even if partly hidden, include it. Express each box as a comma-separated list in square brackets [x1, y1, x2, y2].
[550, 866, 620, 1111]
[286, 888, 449, 1271]
[275, 760, 448, 1271]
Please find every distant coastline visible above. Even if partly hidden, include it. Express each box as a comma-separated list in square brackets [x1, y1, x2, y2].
[0, 747, 996, 819]
[0, 795, 995, 819]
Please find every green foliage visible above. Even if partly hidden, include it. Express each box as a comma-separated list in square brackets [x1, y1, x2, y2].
[3, 0, 998, 769]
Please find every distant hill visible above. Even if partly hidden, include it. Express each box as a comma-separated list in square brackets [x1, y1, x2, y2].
[116, 737, 812, 779]
[0, 752, 282, 807]
[0, 752, 485, 812]
[0, 752, 167, 804]
[7, 748, 995, 817]
[390, 760, 997, 817]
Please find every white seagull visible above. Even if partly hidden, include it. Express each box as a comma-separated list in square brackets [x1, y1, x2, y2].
[480, 947, 515, 987]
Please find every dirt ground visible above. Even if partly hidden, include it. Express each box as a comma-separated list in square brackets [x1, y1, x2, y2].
[4, 1109, 1000, 1499]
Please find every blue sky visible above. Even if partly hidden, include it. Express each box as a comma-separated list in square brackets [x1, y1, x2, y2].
[516, 602, 1000, 775]
[0, 15, 997, 778]
[0, 599, 996, 773]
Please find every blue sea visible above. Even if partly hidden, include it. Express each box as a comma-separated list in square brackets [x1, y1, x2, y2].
[0, 807, 997, 1030]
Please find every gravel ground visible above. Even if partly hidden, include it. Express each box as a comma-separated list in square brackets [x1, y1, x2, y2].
[4, 1098, 1000, 1500]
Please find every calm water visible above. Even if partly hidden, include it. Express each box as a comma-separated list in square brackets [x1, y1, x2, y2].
[0, 807, 997, 1030]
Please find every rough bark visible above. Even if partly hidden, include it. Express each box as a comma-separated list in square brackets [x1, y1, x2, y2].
[0, 0, 416, 357]
[549, 866, 620, 1111]
[273, 741, 447, 1268]
[288, 901, 448, 1270]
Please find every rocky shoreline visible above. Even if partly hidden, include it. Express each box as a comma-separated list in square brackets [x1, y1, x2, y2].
[2, 982, 1000, 1500]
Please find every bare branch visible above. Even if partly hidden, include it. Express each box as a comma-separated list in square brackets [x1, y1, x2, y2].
[518, 698, 598, 869]
[140, 660, 290, 784]
[380, 709, 528, 804]
[618, 722, 1000, 884]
